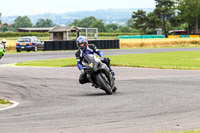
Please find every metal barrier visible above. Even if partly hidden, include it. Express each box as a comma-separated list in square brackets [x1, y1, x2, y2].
[118, 35, 165, 39]
[119, 35, 200, 39]
[44, 40, 120, 51]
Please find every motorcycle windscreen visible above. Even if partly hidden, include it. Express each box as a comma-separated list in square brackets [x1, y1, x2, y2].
[82, 54, 95, 67]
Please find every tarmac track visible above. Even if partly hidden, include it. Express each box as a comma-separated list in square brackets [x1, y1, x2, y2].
[0, 48, 200, 133]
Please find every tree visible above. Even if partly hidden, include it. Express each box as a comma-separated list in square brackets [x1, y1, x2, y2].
[80, 16, 97, 27]
[69, 16, 108, 32]
[147, 12, 162, 31]
[169, 15, 184, 30]
[13, 16, 33, 30]
[0, 25, 15, 32]
[118, 26, 132, 33]
[71, 16, 97, 28]
[0, 12, 1, 24]
[132, 10, 148, 34]
[70, 19, 80, 26]
[35, 18, 54, 27]
[154, 0, 175, 35]
[106, 24, 118, 32]
[176, 0, 200, 34]
[127, 19, 134, 27]
[90, 20, 107, 32]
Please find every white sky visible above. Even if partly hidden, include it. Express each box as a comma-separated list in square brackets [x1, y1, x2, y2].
[1, 0, 156, 16]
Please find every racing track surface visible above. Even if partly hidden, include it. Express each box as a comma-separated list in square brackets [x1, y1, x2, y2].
[0, 48, 200, 133]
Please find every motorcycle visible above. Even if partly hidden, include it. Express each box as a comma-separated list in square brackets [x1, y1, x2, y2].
[0, 43, 5, 59]
[82, 54, 117, 95]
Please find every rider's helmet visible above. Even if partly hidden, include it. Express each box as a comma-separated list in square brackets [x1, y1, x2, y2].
[2, 39, 6, 43]
[76, 36, 88, 50]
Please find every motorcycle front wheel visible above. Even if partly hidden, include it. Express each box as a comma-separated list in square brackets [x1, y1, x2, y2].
[96, 73, 112, 95]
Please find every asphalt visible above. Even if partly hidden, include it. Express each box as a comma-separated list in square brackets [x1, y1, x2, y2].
[0, 48, 200, 133]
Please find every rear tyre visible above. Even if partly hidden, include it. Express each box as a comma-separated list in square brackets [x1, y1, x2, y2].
[96, 73, 112, 95]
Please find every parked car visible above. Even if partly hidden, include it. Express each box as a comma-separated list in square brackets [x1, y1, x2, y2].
[16, 36, 44, 52]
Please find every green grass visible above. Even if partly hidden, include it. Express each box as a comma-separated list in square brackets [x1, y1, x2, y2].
[16, 51, 200, 70]
[16, 58, 77, 67]
[109, 51, 200, 70]
[0, 99, 10, 104]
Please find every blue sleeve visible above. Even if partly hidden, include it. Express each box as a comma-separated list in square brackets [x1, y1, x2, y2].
[77, 61, 83, 70]
[98, 50, 104, 57]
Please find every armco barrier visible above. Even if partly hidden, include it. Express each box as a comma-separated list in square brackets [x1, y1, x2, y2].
[189, 35, 199, 38]
[119, 34, 200, 39]
[168, 35, 180, 38]
[118, 35, 165, 39]
[180, 35, 190, 38]
[43, 40, 119, 51]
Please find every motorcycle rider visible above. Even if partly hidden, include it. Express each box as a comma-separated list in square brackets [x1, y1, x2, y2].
[75, 36, 115, 84]
[1, 39, 7, 56]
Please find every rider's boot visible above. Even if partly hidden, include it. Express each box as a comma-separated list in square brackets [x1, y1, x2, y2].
[106, 64, 115, 77]
[110, 70, 115, 76]
[108, 66, 115, 76]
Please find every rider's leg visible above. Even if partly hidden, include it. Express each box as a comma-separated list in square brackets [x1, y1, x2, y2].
[79, 73, 90, 84]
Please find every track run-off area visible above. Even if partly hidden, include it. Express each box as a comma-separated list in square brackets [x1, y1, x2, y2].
[0, 48, 200, 133]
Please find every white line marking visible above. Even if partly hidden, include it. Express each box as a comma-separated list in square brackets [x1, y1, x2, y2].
[0, 101, 19, 111]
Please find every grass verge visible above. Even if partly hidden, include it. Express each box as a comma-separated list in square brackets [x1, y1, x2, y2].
[0, 99, 10, 104]
[16, 51, 200, 70]
[16, 58, 76, 67]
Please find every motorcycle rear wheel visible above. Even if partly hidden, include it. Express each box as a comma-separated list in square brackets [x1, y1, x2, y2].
[96, 73, 112, 95]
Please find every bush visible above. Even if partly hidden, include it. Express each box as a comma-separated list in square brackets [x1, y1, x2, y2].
[98, 32, 141, 36]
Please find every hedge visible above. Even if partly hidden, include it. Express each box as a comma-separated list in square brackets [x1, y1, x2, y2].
[0, 32, 49, 37]
[0, 32, 141, 37]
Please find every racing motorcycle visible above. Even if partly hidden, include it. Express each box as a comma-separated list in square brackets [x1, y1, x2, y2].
[0, 43, 5, 59]
[82, 54, 117, 95]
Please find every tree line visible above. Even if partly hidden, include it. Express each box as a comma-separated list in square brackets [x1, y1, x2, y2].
[0, 0, 200, 35]
[0, 15, 134, 33]
[0, 16, 55, 32]
[69, 16, 134, 32]
[130, 0, 200, 35]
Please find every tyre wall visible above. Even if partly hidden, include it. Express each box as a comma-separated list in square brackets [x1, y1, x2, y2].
[43, 40, 119, 51]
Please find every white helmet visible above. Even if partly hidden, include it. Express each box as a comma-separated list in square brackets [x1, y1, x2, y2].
[2, 39, 6, 43]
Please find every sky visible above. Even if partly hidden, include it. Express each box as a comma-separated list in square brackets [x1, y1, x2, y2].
[0, 0, 156, 16]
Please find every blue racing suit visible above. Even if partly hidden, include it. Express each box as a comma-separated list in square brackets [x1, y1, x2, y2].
[75, 44, 112, 84]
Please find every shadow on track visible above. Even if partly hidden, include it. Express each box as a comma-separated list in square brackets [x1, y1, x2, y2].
[80, 91, 121, 97]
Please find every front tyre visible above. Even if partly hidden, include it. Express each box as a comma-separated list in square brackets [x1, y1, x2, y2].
[96, 73, 112, 95]
[112, 86, 117, 93]
[17, 49, 21, 52]
[34, 46, 38, 52]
